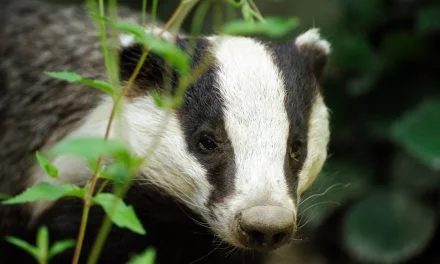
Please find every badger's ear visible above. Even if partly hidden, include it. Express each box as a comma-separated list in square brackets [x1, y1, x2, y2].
[118, 27, 176, 94]
[119, 43, 166, 92]
[295, 28, 331, 82]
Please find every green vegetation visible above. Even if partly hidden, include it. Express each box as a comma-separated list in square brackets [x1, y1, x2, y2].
[298, 0, 440, 263]
[6, 226, 75, 264]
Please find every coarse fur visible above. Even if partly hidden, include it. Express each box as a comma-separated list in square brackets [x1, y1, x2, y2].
[0, 0, 331, 263]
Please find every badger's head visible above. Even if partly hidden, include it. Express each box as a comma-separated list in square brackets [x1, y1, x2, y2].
[116, 29, 330, 250]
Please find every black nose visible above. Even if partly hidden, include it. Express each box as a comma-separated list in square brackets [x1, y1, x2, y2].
[236, 205, 295, 250]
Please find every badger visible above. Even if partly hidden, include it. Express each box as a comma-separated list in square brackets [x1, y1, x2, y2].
[0, 0, 331, 263]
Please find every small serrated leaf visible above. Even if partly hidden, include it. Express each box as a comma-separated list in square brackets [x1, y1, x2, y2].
[2, 182, 80, 205]
[51, 137, 130, 162]
[65, 186, 87, 199]
[46, 71, 82, 83]
[93, 193, 146, 235]
[221, 17, 298, 38]
[6, 236, 40, 260]
[150, 90, 166, 108]
[36, 152, 59, 178]
[128, 248, 156, 264]
[46, 71, 115, 96]
[79, 78, 115, 96]
[48, 240, 76, 258]
[100, 163, 130, 184]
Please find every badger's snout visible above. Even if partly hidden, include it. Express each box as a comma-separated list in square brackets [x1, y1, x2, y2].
[235, 205, 295, 250]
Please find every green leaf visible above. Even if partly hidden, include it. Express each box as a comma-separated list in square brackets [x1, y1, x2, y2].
[150, 90, 166, 108]
[46, 71, 115, 96]
[48, 240, 76, 258]
[150, 90, 174, 109]
[51, 137, 130, 162]
[392, 99, 440, 170]
[65, 186, 87, 199]
[2, 182, 80, 205]
[127, 248, 156, 264]
[46, 71, 82, 82]
[93, 193, 146, 235]
[79, 78, 115, 96]
[37, 226, 49, 262]
[221, 17, 298, 38]
[100, 163, 130, 184]
[343, 188, 436, 263]
[36, 152, 59, 178]
[115, 22, 190, 74]
[6, 236, 39, 261]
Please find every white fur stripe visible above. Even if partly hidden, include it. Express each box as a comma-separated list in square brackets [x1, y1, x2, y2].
[298, 94, 329, 194]
[212, 37, 294, 211]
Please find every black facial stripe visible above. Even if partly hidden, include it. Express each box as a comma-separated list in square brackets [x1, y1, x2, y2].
[268, 41, 318, 198]
[177, 39, 236, 206]
[121, 38, 236, 206]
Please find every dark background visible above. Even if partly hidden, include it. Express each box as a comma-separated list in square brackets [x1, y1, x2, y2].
[44, 0, 440, 263]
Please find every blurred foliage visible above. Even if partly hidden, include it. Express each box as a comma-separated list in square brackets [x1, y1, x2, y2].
[298, 0, 440, 263]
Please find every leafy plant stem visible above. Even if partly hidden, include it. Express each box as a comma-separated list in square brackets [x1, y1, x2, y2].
[107, 0, 120, 88]
[87, 28, 210, 258]
[73, 0, 120, 262]
[72, 198, 92, 264]
[87, 112, 172, 264]
[162, 0, 201, 35]
[151, 0, 158, 26]
[85, 0, 197, 262]
[247, 0, 264, 21]
[191, 0, 212, 35]
[141, 0, 148, 27]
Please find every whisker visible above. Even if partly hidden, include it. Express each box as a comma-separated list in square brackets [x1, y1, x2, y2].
[299, 183, 349, 206]
[298, 200, 341, 225]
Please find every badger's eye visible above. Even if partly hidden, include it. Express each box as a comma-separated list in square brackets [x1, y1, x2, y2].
[198, 134, 217, 153]
[289, 141, 304, 161]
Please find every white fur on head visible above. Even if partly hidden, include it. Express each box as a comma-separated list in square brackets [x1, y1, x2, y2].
[297, 95, 330, 194]
[122, 97, 211, 211]
[205, 36, 295, 246]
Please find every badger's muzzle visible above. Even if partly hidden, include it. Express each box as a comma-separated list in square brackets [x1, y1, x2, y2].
[235, 205, 295, 250]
